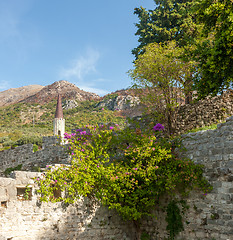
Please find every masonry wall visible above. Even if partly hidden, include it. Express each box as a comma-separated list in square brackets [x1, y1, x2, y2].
[0, 117, 233, 239]
[176, 116, 233, 240]
[0, 171, 134, 240]
[0, 137, 70, 176]
[138, 116, 233, 240]
[176, 90, 233, 134]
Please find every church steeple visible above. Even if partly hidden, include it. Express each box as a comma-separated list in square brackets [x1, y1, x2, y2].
[55, 94, 63, 119]
[53, 94, 65, 141]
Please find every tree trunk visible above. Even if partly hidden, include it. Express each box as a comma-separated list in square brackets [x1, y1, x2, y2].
[185, 91, 192, 104]
[184, 75, 193, 104]
[133, 220, 142, 240]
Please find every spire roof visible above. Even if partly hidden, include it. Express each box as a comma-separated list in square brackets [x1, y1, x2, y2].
[55, 94, 63, 119]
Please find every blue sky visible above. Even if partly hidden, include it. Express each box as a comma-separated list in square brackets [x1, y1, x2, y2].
[0, 0, 155, 96]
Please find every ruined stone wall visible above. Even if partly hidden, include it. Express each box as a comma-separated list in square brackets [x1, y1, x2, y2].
[0, 117, 233, 239]
[0, 137, 70, 176]
[0, 171, 134, 240]
[176, 90, 233, 134]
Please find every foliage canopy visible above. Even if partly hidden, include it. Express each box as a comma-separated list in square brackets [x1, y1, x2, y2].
[194, 0, 233, 97]
[129, 41, 195, 134]
[132, 0, 200, 59]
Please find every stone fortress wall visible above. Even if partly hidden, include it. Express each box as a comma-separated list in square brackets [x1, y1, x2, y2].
[0, 117, 233, 239]
[0, 137, 70, 176]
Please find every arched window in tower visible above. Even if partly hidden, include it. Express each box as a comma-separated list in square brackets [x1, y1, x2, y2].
[58, 130, 61, 136]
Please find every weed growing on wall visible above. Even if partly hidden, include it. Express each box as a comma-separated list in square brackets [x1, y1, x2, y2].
[4, 164, 22, 177]
[165, 200, 190, 240]
[37, 124, 211, 240]
[24, 185, 31, 200]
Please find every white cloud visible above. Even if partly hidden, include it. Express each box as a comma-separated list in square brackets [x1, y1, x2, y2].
[78, 85, 109, 96]
[59, 48, 111, 96]
[60, 48, 100, 80]
[0, 80, 11, 91]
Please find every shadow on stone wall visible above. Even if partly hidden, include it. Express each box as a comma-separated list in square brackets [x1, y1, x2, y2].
[38, 198, 134, 240]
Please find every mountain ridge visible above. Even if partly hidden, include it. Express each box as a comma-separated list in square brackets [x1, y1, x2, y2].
[0, 85, 44, 107]
[0, 81, 100, 107]
[20, 80, 100, 104]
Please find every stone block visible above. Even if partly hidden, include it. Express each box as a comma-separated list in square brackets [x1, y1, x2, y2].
[223, 215, 232, 220]
[212, 148, 224, 155]
[227, 160, 233, 168]
[0, 178, 15, 187]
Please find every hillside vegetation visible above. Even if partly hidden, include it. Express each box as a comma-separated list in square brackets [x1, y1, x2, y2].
[0, 98, 126, 151]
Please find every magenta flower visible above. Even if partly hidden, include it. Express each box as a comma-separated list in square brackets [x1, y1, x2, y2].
[64, 133, 72, 139]
[153, 123, 164, 131]
[109, 126, 114, 130]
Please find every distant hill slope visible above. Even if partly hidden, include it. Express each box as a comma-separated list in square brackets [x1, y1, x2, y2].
[0, 85, 43, 107]
[21, 80, 100, 104]
[0, 80, 100, 107]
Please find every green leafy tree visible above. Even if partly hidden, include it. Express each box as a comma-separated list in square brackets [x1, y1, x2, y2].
[38, 124, 211, 240]
[193, 0, 233, 98]
[133, 0, 199, 57]
[129, 41, 194, 135]
[133, 0, 201, 103]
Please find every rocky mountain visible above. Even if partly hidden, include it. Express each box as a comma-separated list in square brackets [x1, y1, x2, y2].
[21, 80, 100, 104]
[0, 81, 141, 116]
[96, 89, 142, 117]
[97, 94, 140, 111]
[0, 85, 44, 107]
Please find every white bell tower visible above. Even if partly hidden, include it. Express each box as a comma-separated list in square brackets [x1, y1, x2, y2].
[53, 94, 65, 141]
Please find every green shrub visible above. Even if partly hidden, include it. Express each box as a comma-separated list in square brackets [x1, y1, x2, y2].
[16, 136, 43, 146]
[33, 144, 39, 152]
[4, 164, 23, 176]
[38, 124, 211, 240]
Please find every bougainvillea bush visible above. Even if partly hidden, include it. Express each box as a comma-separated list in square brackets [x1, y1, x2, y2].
[37, 123, 211, 239]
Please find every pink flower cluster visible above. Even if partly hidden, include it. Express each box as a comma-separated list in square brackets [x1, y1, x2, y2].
[153, 123, 164, 131]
